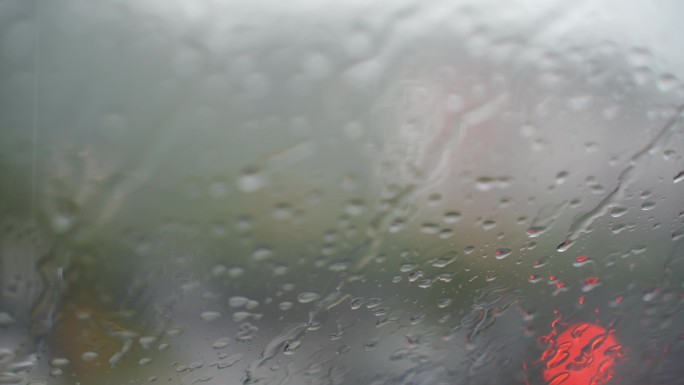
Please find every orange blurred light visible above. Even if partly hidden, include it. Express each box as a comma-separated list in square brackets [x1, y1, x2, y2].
[542, 322, 622, 385]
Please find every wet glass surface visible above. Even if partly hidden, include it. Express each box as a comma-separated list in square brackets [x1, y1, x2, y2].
[1, 1, 684, 384]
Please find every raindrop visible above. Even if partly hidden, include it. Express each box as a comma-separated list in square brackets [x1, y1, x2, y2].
[282, 283, 295, 291]
[297, 292, 321, 304]
[372, 307, 391, 316]
[0, 349, 13, 363]
[388, 218, 407, 233]
[350, 297, 365, 309]
[476, 176, 495, 191]
[420, 222, 440, 234]
[235, 323, 259, 342]
[431, 253, 457, 267]
[428, 193, 442, 205]
[407, 270, 424, 282]
[345, 199, 365, 216]
[609, 207, 628, 218]
[233, 311, 261, 322]
[228, 266, 245, 278]
[212, 265, 227, 277]
[656, 73, 679, 92]
[328, 261, 349, 272]
[139, 336, 157, 349]
[229, 296, 249, 308]
[49, 358, 69, 368]
[495, 248, 512, 260]
[330, 328, 345, 340]
[363, 338, 379, 351]
[399, 263, 416, 272]
[444, 211, 462, 225]
[283, 339, 301, 355]
[482, 220, 496, 230]
[0, 369, 23, 382]
[643, 288, 659, 302]
[366, 298, 382, 308]
[409, 313, 425, 325]
[51, 213, 74, 234]
[8, 359, 37, 373]
[556, 171, 569, 184]
[573, 256, 592, 267]
[200, 311, 222, 322]
[641, 201, 656, 211]
[582, 277, 600, 292]
[272, 203, 294, 219]
[674, 171, 684, 183]
[252, 247, 273, 261]
[307, 321, 322, 331]
[218, 353, 244, 368]
[0, 312, 15, 327]
[238, 167, 268, 193]
[437, 298, 452, 308]
[557, 239, 573, 252]
[212, 337, 231, 349]
[532, 256, 549, 268]
[528, 274, 543, 283]
[631, 245, 647, 254]
[336, 345, 351, 355]
[235, 216, 253, 232]
[585, 142, 600, 152]
[439, 228, 455, 238]
[590, 184, 605, 194]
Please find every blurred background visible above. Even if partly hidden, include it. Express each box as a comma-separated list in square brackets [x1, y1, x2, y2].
[1, 0, 683, 384]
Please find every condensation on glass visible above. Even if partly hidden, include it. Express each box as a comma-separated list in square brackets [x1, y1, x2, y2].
[1, 0, 683, 384]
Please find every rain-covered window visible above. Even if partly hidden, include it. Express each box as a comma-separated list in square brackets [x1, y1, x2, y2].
[1, 1, 683, 384]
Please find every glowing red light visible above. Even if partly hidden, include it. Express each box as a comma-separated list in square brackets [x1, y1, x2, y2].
[542, 322, 622, 385]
